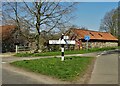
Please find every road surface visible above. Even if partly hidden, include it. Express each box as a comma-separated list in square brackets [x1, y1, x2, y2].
[89, 50, 119, 84]
[2, 68, 41, 84]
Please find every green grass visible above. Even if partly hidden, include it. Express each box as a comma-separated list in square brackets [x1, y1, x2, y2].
[11, 56, 94, 81]
[15, 46, 119, 57]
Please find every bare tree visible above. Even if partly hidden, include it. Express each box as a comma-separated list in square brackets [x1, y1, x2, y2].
[2, 1, 77, 52]
[2, 2, 34, 42]
[99, 9, 118, 37]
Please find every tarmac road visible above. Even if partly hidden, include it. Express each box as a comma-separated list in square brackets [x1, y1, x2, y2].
[1, 52, 98, 63]
[89, 50, 119, 84]
[2, 68, 41, 84]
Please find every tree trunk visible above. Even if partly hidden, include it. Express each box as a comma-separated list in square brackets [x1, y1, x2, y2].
[118, 28, 120, 46]
[118, 18, 120, 46]
[118, 7, 120, 46]
[34, 34, 40, 53]
[34, 2, 41, 53]
[118, 37, 120, 46]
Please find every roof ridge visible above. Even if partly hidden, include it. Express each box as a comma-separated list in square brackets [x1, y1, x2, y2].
[71, 28, 109, 33]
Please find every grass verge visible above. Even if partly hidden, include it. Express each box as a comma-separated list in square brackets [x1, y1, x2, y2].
[11, 56, 94, 81]
[15, 46, 119, 57]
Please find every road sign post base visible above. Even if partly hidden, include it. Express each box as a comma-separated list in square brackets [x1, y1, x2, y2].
[61, 56, 64, 61]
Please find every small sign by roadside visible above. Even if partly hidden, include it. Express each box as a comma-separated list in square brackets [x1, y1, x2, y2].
[84, 35, 90, 50]
[84, 35, 90, 41]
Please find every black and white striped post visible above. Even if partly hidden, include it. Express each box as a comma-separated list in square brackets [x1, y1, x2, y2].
[49, 34, 75, 61]
[61, 34, 65, 61]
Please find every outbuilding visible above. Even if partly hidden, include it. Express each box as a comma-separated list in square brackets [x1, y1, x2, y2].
[65, 28, 118, 50]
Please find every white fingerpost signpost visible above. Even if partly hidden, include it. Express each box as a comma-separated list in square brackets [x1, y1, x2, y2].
[49, 34, 75, 61]
[84, 35, 90, 50]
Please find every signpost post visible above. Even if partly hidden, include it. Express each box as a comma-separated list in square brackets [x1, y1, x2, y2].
[49, 34, 75, 61]
[84, 35, 90, 50]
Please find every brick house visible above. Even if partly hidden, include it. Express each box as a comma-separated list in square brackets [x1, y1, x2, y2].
[65, 28, 118, 50]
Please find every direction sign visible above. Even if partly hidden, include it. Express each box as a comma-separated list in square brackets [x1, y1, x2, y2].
[49, 34, 75, 61]
[49, 40, 75, 44]
[84, 35, 90, 41]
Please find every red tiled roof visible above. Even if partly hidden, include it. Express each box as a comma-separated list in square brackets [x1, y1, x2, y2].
[71, 29, 118, 41]
[0, 25, 16, 40]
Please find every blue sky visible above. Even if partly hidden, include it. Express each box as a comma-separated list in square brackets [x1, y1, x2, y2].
[2, 2, 118, 31]
[70, 2, 118, 31]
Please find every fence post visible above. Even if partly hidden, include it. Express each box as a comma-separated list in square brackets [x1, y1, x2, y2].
[16, 45, 18, 53]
